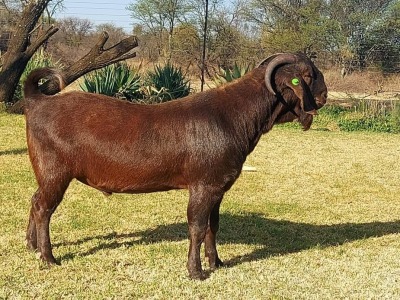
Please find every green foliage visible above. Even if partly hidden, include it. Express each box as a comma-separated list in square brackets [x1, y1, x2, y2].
[260, 1, 344, 55]
[171, 23, 201, 66]
[212, 63, 252, 86]
[319, 104, 349, 117]
[146, 63, 191, 102]
[281, 101, 400, 133]
[78, 62, 191, 104]
[80, 63, 142, 101]
[13, 48, 62, 102]
[313, 102, 400, 133]
[337, 116, 398, 133]
[208, 21, 244, 68]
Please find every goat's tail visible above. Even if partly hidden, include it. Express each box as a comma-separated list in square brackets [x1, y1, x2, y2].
[24, 68, 66, 99]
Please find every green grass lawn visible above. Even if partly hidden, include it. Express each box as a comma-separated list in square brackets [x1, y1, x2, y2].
[1, 112, 400, 299]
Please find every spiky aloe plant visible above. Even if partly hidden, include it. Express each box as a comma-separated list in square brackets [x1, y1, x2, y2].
[146, 63, 191, 102]
[212, 62, 252, 86]
[80, 63, 142, 101]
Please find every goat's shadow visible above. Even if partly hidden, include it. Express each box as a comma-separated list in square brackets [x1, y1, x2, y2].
[55, 212, 400, 268]
[0, 147, 27, 156]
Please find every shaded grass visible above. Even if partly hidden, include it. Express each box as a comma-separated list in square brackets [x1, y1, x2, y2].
[1, 112, 400, 298]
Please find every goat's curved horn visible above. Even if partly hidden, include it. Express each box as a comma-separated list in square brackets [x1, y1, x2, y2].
[264, 53, 298, 95]
[257, 53, 283, 68]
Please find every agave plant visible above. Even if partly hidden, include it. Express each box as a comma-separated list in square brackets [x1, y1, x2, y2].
[212, 62, 253, 87]
[146, 63, 191, 102]
[80, 63, 142, 101]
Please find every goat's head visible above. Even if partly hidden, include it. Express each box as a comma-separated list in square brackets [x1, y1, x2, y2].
[259, 53, 328, 130]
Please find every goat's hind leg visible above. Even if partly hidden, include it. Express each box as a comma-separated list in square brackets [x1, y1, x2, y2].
[26, 196, 38, 251]
[205, 200, 224, 270]
[30, 180, 69, 265]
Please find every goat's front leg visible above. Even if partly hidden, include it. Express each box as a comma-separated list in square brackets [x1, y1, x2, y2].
[187, 201, 208, 279]
[205, 200, 224, 270]
[187, 186, 223, 280]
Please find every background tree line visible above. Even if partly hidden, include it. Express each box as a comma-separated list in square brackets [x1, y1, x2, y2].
[128, 0, 400, 74]
[0, 0, 399, 106]
[2, 0, 399, 73]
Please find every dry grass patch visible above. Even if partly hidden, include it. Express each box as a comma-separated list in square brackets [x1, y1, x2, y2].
[1, 112, 400, 299]
[323, 68, 400, 95]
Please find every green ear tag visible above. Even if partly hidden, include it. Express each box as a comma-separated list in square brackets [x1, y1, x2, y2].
[291, 78, 300, 86]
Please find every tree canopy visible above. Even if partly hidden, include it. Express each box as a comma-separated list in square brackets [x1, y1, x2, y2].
[128, 0, 399, 72]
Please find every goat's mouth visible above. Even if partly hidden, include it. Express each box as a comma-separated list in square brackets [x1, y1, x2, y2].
[316, 101, 325, 109]
[315, 93, 328, 108]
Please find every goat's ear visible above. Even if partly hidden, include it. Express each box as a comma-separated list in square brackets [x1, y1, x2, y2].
[286, 76, 318, 115]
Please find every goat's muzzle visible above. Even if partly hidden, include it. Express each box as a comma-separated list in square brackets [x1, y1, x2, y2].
[315, 92, 328, 109]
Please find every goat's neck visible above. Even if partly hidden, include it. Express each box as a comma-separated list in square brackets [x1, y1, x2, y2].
[222, 76, 285, 154]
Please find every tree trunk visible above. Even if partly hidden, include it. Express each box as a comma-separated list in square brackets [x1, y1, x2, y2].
[200, 0, 209, 92]
[0, 0, 57, 104]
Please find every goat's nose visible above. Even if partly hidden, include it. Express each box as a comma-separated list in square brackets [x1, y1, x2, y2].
[322, 91, 328, 101]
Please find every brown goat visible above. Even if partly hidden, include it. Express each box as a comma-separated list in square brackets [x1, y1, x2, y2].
[23, 53, 327, 280]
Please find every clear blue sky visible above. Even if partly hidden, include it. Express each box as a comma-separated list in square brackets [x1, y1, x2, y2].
[55, 0, 134, 32]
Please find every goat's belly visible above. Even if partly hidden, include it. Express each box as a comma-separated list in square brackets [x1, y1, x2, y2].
[78, 176, 188, 194]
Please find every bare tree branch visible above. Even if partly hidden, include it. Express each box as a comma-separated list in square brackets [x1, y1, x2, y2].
[26, 25, 59, 57]
[42, 32, 139, 94]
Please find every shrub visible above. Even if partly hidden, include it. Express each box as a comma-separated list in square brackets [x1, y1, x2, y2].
[338, 116, 399, 133]
[389, 104, 400, 130]
[319, 104, 348, 117]
[212, 63, 252, 86]
[80, 63, 142, 101]
[79, 62, 192, 104]
[145, 63, 191, 102]
[311, 102, 400, 133]
[336, 100, 400, 133]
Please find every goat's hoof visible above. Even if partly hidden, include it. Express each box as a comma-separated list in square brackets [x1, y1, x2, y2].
[52, 259, 61, 266]
[188, 270, 208, 280]
[46, 258, 61, 266]
[37, 253, 61, 266]
[216, 257, 224, 267]
[26, 241, 38, 252]
[210, 257, 224, 271]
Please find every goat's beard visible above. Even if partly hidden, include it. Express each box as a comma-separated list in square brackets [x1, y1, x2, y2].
[275, 105, 314, 131]
[298, 112, 313, 131]
[294, 102, 315, 130]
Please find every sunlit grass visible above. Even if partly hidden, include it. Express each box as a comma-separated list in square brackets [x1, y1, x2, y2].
[1, 112, 400, 298]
